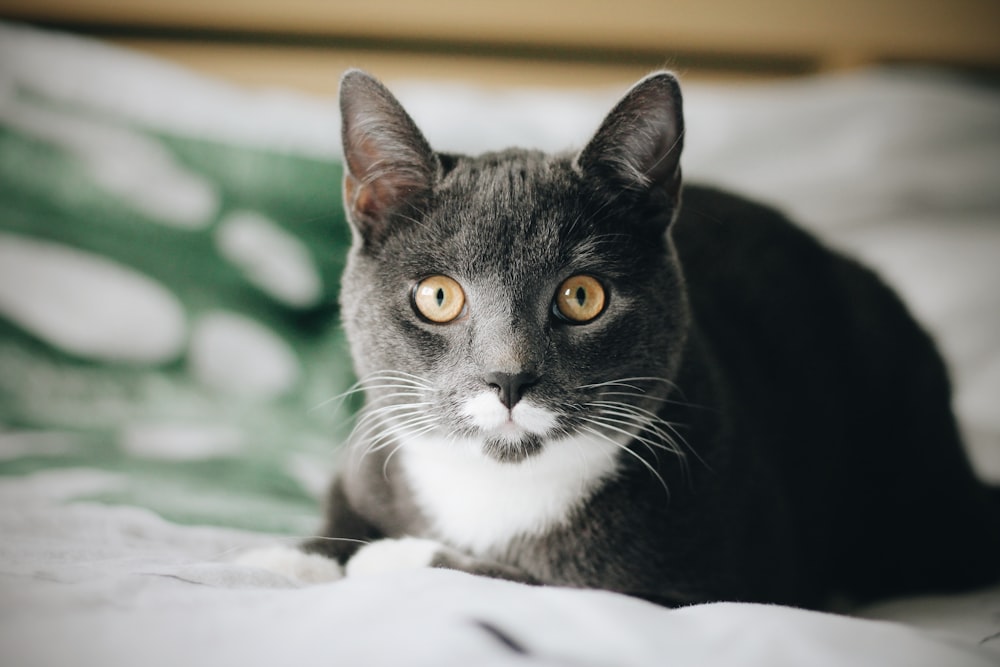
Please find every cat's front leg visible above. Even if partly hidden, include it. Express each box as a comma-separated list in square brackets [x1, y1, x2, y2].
[346, 537, 538, 584]
[235, 477, 379, 584]
[234, 544, 345, 584]
[299, 476, 386, 564]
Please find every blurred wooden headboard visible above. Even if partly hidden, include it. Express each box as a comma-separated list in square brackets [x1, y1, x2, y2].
[3, 0, 999, 92]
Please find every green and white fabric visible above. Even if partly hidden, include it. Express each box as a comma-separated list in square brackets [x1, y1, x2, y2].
[1, 22, 356, 534]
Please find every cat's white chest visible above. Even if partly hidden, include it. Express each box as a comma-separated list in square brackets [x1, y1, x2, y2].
[399, 432, 620, 555]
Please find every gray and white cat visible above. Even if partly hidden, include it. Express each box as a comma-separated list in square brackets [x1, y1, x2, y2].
[250, 70, 1000, 609]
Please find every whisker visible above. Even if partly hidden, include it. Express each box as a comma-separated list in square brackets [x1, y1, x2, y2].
[583, 410, 689, 470]
[381, 442, 408, 480]
[578, 423, 670, 500]
[578, 380, 646, 393]
[349, 417, 427, 458]
[588, 401, 697, 478]
[198, 536, 376, 565]
[376, 369, 436, 388]
[346, 400, 428, 435]
[587, 395, 702, 464]
[576, 376, 695, 408]
[588, 411, 679, 453]
[343, 390, 432, 438]
[360, 416, 439, 458]
[582, 414, 671, 468]
[590, 402, 689, 450]
[353, 401, 434, 428]
[309, 370, 432, 413]
[595, 391, 695, 408]
[295, 536, 374, 547]
[577, 376, 681, 391]
[381, 422, 438, 479]
[350, 410, 435, 455]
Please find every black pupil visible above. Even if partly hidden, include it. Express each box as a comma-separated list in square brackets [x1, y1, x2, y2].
[575, 286, 587, 307]
[435, 287, 445, 307]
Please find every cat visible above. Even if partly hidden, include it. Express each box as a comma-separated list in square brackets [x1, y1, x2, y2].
[268, 69, 1000, 610]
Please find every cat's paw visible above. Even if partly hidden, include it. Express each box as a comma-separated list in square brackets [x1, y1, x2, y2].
[344, 537, 443, 577]
[234, 545, 343, 584]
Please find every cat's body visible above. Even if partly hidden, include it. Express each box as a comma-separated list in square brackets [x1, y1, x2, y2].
[300, 71, 1000, 609]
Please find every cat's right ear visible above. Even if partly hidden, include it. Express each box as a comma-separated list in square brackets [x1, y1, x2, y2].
[339, 70, 438, 247]
[576, 72, 684, 220]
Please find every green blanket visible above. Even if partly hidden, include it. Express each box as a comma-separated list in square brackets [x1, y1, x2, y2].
[0, 36, 357, 535]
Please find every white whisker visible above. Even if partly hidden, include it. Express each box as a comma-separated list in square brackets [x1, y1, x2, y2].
[578, 423, 670, 500]
[595, 390, 691, 407]
[352, 411, 436, 455]
[309, 369, 433, 413]
[587, 401, 698, 479]
[583, 414, 670, 469]
[590, 402, 687, 450]
[381, 422, 438, 479]
[353, 401, 434, 428]
[361, 416, 439, 458]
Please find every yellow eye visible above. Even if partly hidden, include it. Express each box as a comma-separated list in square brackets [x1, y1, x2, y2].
[555, 275, 606, 323]
[412, 275, 466, 323]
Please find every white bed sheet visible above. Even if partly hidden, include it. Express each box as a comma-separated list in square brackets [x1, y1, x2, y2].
[2, 498, 998, 667]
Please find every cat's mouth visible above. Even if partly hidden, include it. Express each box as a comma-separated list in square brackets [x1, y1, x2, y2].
[481, 433, 544, 463]
[459, 390, 558, 463]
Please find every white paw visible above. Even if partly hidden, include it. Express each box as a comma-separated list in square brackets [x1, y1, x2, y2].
[234, 545, 343, 584]
[345, 537, 443, 578]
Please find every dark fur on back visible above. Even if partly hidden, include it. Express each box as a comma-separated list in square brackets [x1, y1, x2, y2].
[304, 70, 1000, 609]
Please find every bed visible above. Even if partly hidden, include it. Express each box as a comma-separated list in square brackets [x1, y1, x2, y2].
[2, 20, 1000, 666]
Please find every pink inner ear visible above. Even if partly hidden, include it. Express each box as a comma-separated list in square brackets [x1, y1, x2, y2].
[344, 167, 427, 224]
[343, 129, 382, 220]
[345, 131, 416, 222]
[343, 173, 373, 220]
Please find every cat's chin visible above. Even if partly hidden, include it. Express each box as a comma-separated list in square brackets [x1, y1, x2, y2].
[481, 433, 544, 464]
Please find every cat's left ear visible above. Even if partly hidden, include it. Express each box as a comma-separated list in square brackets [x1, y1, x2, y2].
[576, 72, 684, 218]
[339, 70, 438, 247]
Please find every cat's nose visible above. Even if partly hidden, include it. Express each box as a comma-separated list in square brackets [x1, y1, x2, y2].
[484, 371, 537, 409]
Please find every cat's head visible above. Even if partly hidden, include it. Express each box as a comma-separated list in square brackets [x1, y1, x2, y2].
[338, 71, 690, 465]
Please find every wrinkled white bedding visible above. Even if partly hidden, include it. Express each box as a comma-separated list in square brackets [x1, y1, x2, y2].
[2, 23, 1000, 667]
[2, 502, 998, 667]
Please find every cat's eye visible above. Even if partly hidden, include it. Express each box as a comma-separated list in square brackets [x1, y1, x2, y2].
[554, 275, 606, 323]
[412, 275, 466, 323]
